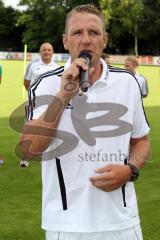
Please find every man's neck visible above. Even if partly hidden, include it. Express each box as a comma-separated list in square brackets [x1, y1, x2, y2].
[89, 61, 103, 84]
[42, 59, 51, 65]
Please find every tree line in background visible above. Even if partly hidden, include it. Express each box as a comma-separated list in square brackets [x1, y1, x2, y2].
[0, 0, 160, 55]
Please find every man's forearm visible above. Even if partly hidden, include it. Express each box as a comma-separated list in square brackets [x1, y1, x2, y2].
[20, 91, 71, 158]
[129, 135, 150, 169]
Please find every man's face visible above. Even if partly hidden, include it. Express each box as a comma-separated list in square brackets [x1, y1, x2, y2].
[63, 12, 108, 64]
[124, 60, 136, 74]
[40, 44, 53, 63]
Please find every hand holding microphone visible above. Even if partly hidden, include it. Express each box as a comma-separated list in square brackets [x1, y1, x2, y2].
[78, 50, 92, 94]
[60, 51, 92, 102]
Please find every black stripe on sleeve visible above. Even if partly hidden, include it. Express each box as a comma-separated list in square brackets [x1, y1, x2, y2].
[26, 67, 64, 121]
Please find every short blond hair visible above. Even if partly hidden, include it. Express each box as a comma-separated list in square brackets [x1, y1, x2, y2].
[65, 4, 105, 33]
[125, 56, 139, 67]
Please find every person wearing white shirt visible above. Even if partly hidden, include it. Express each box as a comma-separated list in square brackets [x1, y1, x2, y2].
[101, 52, 111, 65]
[24, 42, 59, 90]
[124, 56, 149, 98]
[20, 4, 150, 240]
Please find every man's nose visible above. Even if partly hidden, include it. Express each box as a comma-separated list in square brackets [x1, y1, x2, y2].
[81, 32, 91, 44]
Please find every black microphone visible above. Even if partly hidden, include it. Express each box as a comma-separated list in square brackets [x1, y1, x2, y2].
[78, 50, 92, 94]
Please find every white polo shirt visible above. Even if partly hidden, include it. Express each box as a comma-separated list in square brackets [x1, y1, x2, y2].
[135, 72, 149, 97]
[25, 56, 60, 84]
[27, 58, 150, 232]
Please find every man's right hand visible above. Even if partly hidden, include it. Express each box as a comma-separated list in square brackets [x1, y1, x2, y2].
[59, 58, 89, 102]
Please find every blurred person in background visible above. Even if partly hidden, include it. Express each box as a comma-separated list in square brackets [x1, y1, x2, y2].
[24, 42, 60, 90]
[101, 52, 111, 64]
[124, 56, 149, 98]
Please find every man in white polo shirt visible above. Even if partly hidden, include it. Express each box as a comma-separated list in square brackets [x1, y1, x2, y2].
[20, 42, 60, 167]
[20, 4, 150, 240]
[24, 42, 59, 90]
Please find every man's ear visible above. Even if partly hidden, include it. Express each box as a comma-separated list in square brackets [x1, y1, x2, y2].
[63, 34, 69, 50]
[103, 32, 108, 49]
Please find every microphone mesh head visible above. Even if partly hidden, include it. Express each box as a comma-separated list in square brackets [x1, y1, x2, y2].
[78, 51, 92, 60]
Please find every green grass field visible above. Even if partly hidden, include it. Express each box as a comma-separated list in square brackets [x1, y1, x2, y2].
[0, 60, 160, 240]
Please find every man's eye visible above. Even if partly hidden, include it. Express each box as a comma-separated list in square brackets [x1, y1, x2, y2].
[73, 31, 81, 35]
[90, 31, 98, 35]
